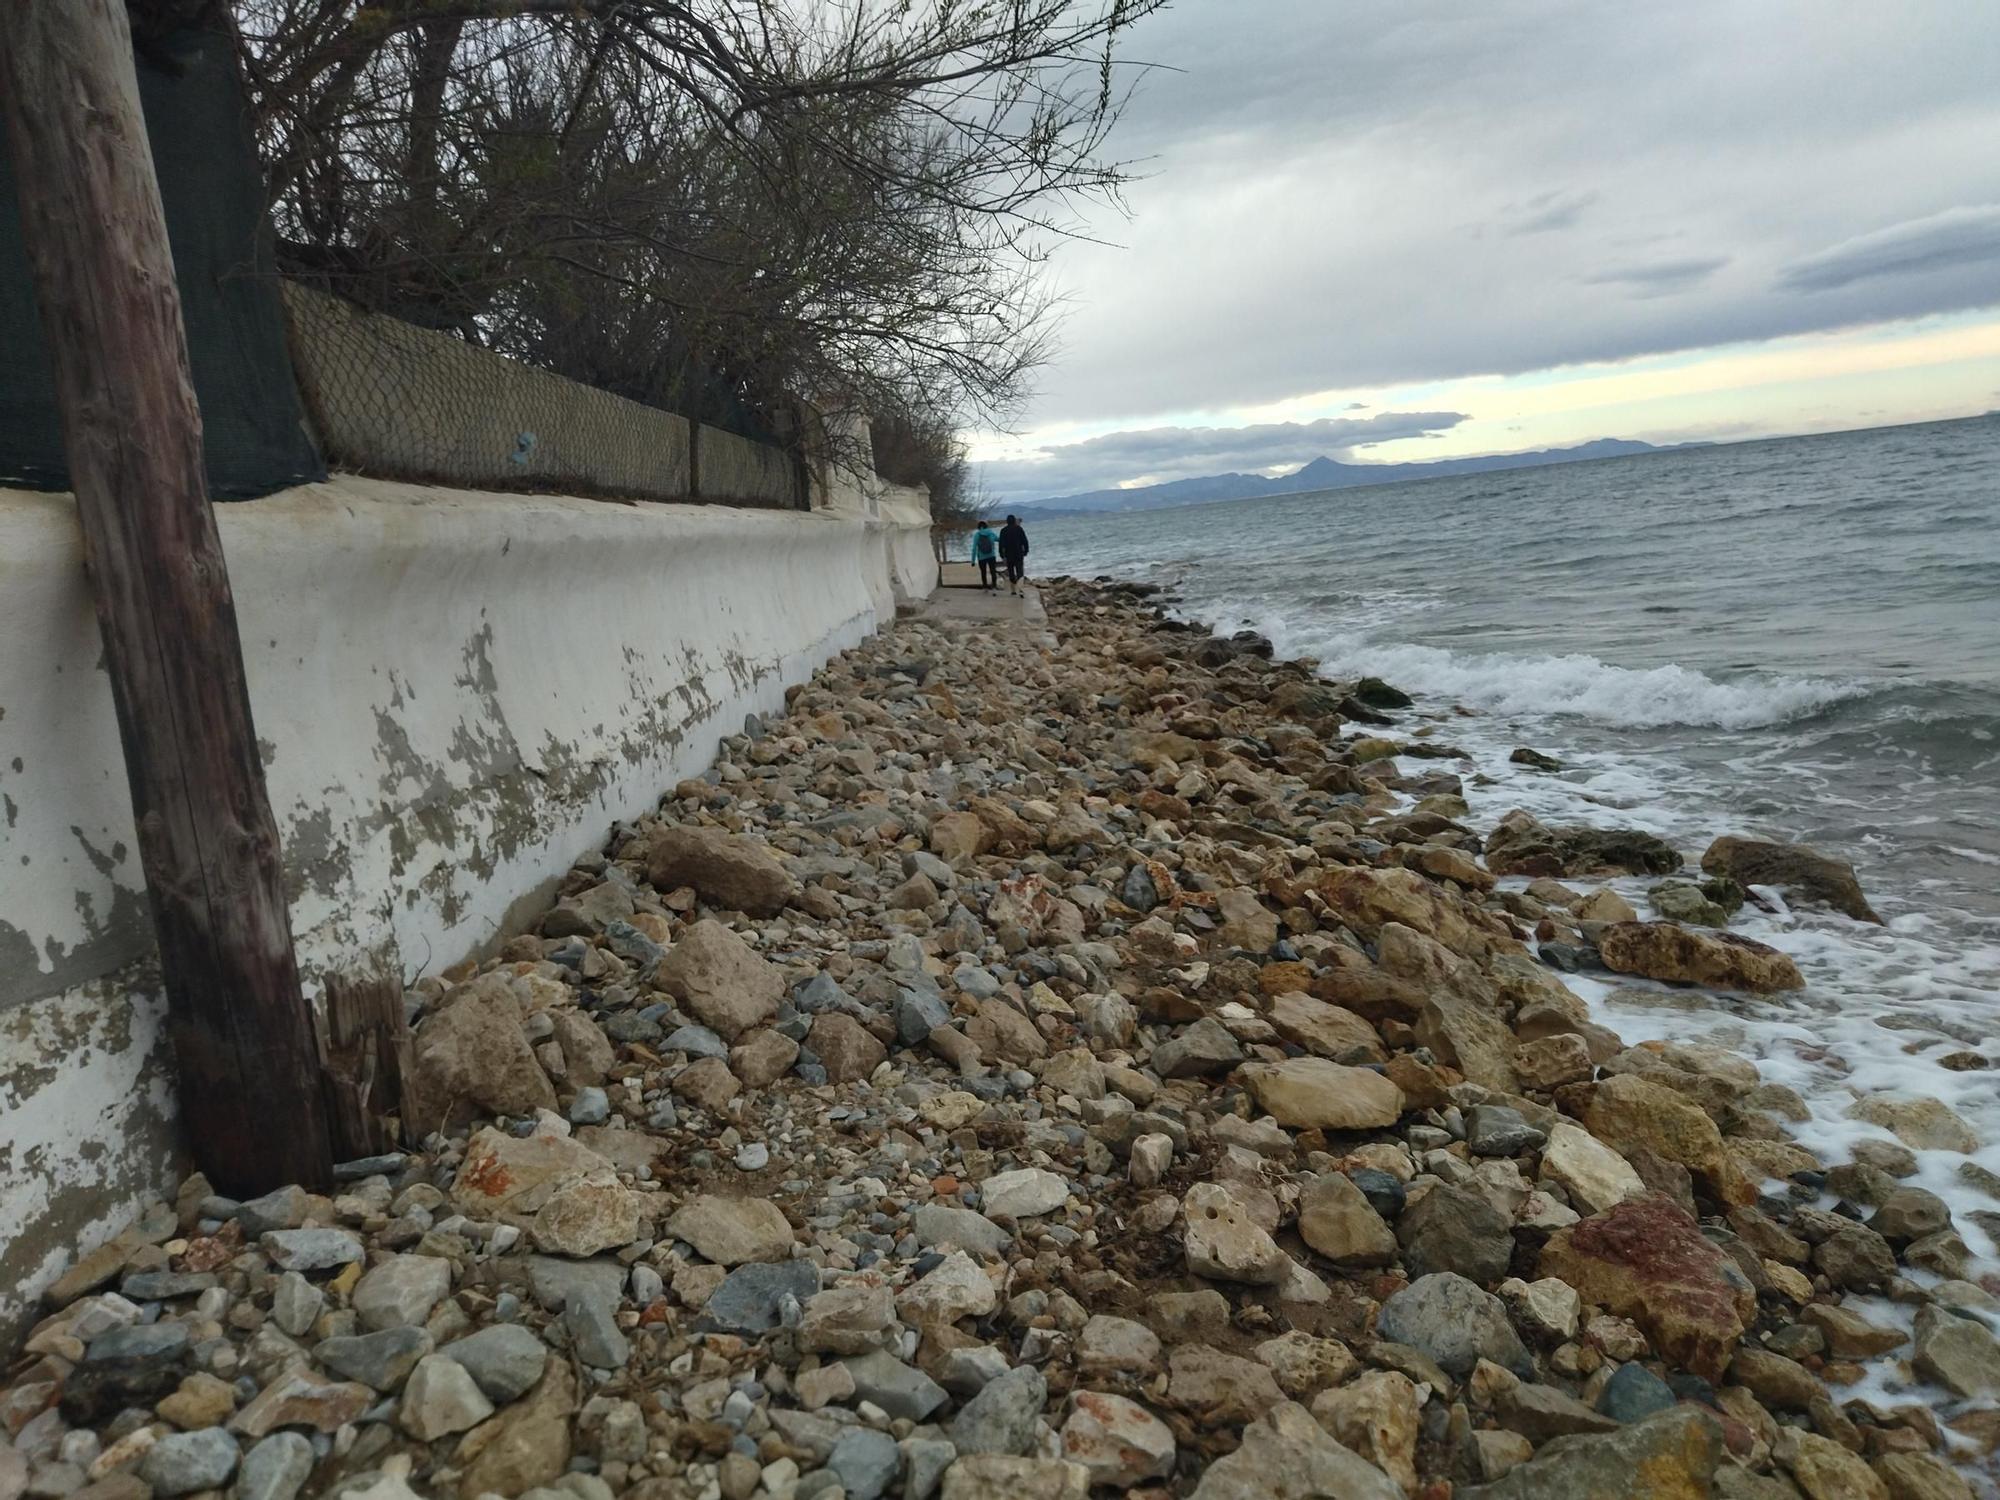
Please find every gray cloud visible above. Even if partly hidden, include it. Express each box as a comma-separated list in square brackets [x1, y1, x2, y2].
[1778, 205, 2000, 291]
[1583, 256, 1730, 297]
[982, 410, 1468, 502]
[1001, 1, 2000, 432]
[1502, 188, 1599, 236]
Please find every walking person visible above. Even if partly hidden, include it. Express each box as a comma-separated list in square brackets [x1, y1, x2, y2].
[999, 514, 1030, 596]
[970, 519, 1001, 592]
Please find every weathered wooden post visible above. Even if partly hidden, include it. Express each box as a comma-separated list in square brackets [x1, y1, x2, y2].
[0, 0, 333, 1192]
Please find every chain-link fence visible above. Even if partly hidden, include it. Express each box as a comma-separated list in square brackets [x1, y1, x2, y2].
[283, 284, 804, 509]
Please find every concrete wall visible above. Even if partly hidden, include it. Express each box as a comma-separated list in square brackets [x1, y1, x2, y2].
[696, 423, 800, 508]
[0, 476, 934, 1334]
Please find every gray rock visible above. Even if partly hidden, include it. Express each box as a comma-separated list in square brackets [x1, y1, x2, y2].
[1376, 1272, 1533, 1379]
[236, 1433, 313, 1500]
[85, 1321, 189, 1363]
[270, 1272, 324, 1338]
[795, 972, 859, 1015]
[523, 1256, 627, 1313]
[1914, 1303, 2000, 1398]
[1396, 1184, 1514, 1285]
[1460, 1406, 1722, 1499]
[352, 1254, 452, 1331]
[898, 987, 955, 1046]
[315, 1327, 433, 1391]
[1596, 1362, 1677, 1422]
[1150, 1017, 1244, 1079]
[119, 1271, 217, 1302]
[1466, 1106, 1548, 1157]
[828, 1427, 903, 1500]
[912, 1204, 1010, 1257]
[399, 1353, 496, 1440]
[699, 1261, 822, 1335]
[234, 1186, 311, 1236]
[1121, 865, 1163, 913]
[442, 1324, 552, 1403]
[663, 1025, 731, 1060]
[568, 1087, 610, 1125]
[841, 1350, 949, 1421]
[901, 1437, 958, 1500]
[948, 1366, 1046, 1456]
[259, 1228, 365, 1272]
[565, 1294, 632, 1369]
[139, 1429, 240, 1497]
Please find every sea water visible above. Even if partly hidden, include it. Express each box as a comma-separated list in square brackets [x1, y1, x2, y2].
[1032, 414, 2000, 1332]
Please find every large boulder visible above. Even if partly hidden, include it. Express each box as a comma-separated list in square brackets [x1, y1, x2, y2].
[1538, 1195, 1754, 1381]
[1700, 836, 1881, 924]
[1460, 1405, 1722, 1500]
[645, 825, 797, 914]
[1239, 1058, 1405, 1131]
[655, 919, 785, 1040]
[1484, 811, 1684, 878]
[1580, 1073, 1756, 1206]
[406, 978, 556, 1134]
[1597, 922, 1804, 993]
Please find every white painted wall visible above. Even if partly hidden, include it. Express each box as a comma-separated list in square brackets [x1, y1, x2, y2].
[0, 476, 935, 1333]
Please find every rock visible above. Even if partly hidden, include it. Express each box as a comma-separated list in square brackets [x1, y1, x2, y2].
[1317, 865, 1514, 961]
[1783, 1430, 1889, 1500]
[1129, 1133, 1174, 1187]
[1913, 1303, 2000, 1398]
[234, 1186, 311, 1236]
[1215, 887, 1280, 950]
[399, 1353, 496, 1440]
[1538, 1195, 1754, 1382]
[1496, 1381, 1621, 1443]
[964, 999, 1049, 1065]
[940, 1456, 1089, 1500]
[235, 1434, 311, 1500]
[980, 1168, 1070, 1219]
[1183, 1182, 1288, 1285]
[1800, 1303, 1905, 1359]
[407, 980, 558, 1133]
[1167, 1345, 1286, 1422]
[1150, 1017, 1245, 1078]
[897, 1252, 998, 1326]
[1596, 921, 1804, 993]
[550, 1010, 615, 1087]
[1874, 1454, 1975, 1500]
[562, 1293, 629, 1368]
[1460, 1406, 1722, 1500]
[1595, 1362, 1677, 1423]
[698, 1261, 821, 1336]
[1581, 1073, 1754, 1206]
[1649, 881, 1733, 928]
[1397, 1183, 1515, 1284]
[1239, 1057, 1404, 1130]
[1870, 1186, 1951, 1244]
[666, 1194, 795, 1266]
[457, 1358, 576, 1498]
[1061, 1391, 1176, 1486]
[1376, 1273, 1531, 1378]
[645, 825, 796, 914]
[1814, 1222, 1898, 1290]
[1077, 1315, 1163, 1379]
[1499, 1277, 1581, 1343]
[352, 1254, 452, 1331]
[138, 1430, 238, 1497]
[1513, 1034, 1595, 1091]
[828, 1428, 902, 1500]
[950, 1366, 1046, 1456]
[912, 1203, 1010, 1257]
[259, 1228, 365, 1272]
[808, 1013, 887, 1083]
[1700, 836, 1881, 924]
[1467, 1105, 1548, 1157]
[1846, 1095, 1980, 1154]
[1312, 1369, 1420, 1494]
[1484, 814, 1683, 878]
[441, 1324, 550, 1403]
[63, 1322, 192, 1421]
[1540, 1121, 1647, 1214]
[1254, 1330, 1357, 1399]
[228, 1368, 372, 1437]
[452, 1127, 640, 1257]
[655, 919, 786, 1040]
[1729, 1348, 1823, 1411]
[1414, 987, 1521, 1094]
[801, 1284, 899, 1353]
[842, 1351, 948, 1422]
[731, 1028, 800, 1086]
[314, 1327, 432, 1391]
[1298, 1171, 1397, 1266]
[1189, 1401, 1403, 1500]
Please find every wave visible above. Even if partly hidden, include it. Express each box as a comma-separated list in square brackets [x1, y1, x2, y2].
[1245, 625, 1873, 730]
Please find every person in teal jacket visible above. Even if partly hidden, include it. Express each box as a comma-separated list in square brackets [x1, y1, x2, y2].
[970, 521, 1001, 592]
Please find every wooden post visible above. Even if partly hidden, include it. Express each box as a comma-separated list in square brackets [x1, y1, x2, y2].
[0, 0, 333, 1193]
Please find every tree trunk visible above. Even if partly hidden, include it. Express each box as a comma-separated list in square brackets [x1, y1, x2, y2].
[0, 0, 333, 1193]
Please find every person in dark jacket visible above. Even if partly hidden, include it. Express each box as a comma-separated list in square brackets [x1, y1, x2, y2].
[998, 515, 1030, 596]
[970, 521, 1001, 591]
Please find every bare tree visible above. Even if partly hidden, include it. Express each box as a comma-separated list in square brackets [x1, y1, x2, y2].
[231, 0, 1166, 437]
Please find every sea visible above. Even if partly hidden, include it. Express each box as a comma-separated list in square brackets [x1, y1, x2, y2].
[1032, 413, 2000, 1389]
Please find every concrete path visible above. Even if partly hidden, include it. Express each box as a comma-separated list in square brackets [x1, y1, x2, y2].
[911, 582, 1046, 626]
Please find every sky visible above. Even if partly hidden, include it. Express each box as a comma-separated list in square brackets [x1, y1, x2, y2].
[973, 1, 2000, 504]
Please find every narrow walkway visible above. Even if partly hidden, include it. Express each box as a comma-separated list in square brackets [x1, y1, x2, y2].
[913, 581, 1045, 626]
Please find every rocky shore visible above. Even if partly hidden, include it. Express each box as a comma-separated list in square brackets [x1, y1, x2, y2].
[4, 577, 1996, 1500]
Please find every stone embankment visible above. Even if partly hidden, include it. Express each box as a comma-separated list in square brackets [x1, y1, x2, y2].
[4, 579, 1994, 1500]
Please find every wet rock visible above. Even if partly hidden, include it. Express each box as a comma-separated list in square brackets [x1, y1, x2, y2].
[1596, 921, 1804, 994]
[1699, 836, 1881, 924]
[1485, 814, 1683, 879]
[1375, 1273, 1532, 1379]
[1813, 1222, 1897, 1291]
[645, 825, 797, 915]
[1871, 1186, 1951, 1245]
[1539, 1195, 1754, 1382]
[1846, 1095, 1980, 1154]
[1913, 1304, 2000, 1398]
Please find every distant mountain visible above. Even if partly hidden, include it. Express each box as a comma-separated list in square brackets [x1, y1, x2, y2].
[1016, 438, 1677, 514]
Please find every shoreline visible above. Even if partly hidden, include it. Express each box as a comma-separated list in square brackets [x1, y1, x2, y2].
[3, 575, 1993, 1500]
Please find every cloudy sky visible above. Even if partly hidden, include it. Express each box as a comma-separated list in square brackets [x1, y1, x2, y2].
[976, 1, 2000, 503]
